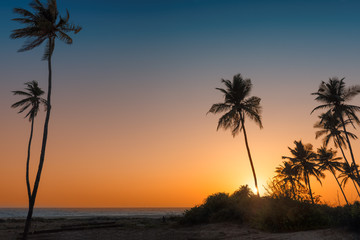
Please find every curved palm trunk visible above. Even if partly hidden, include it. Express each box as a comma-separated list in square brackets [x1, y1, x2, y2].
[306, 174, 315, 204]
[26, 119, 34, 201]
[352, 179, 360, 197]
[23, 41, 53, 240]
[335, 136, 360, 198]
[241, 122, 260, 197]
[329, 168, 348, 205]
[340, 117, 360, 185]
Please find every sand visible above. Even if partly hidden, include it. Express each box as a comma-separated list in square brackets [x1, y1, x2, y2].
[0, 217, 359, 240]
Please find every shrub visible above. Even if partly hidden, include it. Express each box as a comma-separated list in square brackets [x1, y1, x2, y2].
[180, 185, 359, 232]
[181, 186, 253, 225]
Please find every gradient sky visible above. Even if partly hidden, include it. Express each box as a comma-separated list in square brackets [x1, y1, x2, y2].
[1, 0, 360, 207]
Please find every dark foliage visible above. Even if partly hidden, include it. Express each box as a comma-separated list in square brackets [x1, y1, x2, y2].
[181, 186, 360, 233]
[181, 186, 254, 225]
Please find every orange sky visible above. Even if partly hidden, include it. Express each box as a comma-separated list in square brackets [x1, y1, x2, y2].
[1, 0, 360, 208]
[1, 76, 359, 207]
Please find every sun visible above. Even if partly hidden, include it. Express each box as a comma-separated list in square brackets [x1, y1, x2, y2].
[251, 186, 258, 195]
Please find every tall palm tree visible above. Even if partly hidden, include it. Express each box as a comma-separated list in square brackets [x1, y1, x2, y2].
[282, 140, 324, 204]
[10, 1, 81, 238]
[316, 146, 348, 205]
[338, 163, 360, 198]
[11, 81, 46, 203]
[311, 77, 360, 183]
[275, 161, 304, 199]
[208, 74, 263, 197]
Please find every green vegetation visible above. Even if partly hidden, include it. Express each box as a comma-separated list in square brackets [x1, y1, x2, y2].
[181, 185, 360, 232]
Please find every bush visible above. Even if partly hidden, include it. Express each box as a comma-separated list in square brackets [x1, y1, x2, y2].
[180, 185, 360, 233]
[181, 186, 254, 225]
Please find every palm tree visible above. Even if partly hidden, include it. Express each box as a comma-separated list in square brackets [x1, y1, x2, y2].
[10, 1, 81, 238]
[208, 74, 263, 197]
[338, 163, 360, 198]
[316, 146, 348, 205]
[11, 81, 46, 203]
[275, 161, 304, 199]
[282, 140, 324, 204]
[314, 112, 357, 150]
[311, 77, 360, 183]
[314, 112, 357, 170]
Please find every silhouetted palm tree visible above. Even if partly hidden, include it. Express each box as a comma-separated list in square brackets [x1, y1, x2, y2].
[275, 161, 304, 199]
[312, 77, 360, 183]
[315, 112, 357, 150]
[11, 81, 46, 202]
[208, 74, 263, 196]
[314, 111, 357, 170]
[282, 141, 324, 204]
[339, 163, 360, 198]
[316, 146, 348, 205]
[10, 0, 81, 238]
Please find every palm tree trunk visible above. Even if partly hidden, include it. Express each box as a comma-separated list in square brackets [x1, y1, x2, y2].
[336, 136, 360, 198]
[26, 119, 34, 202]
[352, 180, 360, 197]
[23, 40, 53, 240]
[340, 116, 360, 185]
[291, 182, 296, 200]
[306, 174, 315, 204]
[330, 168, 349, 205]
[241, 121, 260, 197]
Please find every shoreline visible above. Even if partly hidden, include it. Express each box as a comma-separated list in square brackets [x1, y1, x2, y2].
[1, 216, 359, 240]
[0, 207, 187, 220]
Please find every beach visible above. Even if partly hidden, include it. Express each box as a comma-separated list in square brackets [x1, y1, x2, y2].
[1, 217, 359, 240]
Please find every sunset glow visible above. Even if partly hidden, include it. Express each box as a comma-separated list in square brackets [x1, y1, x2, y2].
[1, 0, 360, 209]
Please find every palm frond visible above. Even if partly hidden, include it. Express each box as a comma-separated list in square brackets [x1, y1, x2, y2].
[207, 103, 231, 114]
[18, 37, 47, 52]
[11, 98, 32, 108]
[56, 30, 72, 44]
[12, 90, 32, 97]
[13, 8, 35, 18]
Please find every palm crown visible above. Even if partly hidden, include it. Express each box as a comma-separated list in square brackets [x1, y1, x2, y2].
[208, 74, 263, 136]
[316, 146, 342, 173]
[12, 81, 47, 121]
[10, 0, 81, 60]
[282, 141, 324, 186]
[311, 77, 360, 125]
[314, 112, 357, 148]
[339, 163, 359, 187]
[275, 161, 304, 193]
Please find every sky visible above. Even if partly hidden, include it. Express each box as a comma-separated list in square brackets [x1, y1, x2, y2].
[1, 0, 360, 207]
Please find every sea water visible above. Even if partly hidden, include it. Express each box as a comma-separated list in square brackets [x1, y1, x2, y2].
[0, 208, 187, 219]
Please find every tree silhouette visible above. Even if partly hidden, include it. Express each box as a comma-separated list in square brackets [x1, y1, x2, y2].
[314, 111, 357, 150]
[11, 81, 46, 202]
[10, 0, 81, 238]
[208, 74, 263, 196]
[275, 161, 304, 199]
[316, 146, 348, 205]
[282, 141, 324, 204]
[338, 163, 360, 198]
[312, 77, 360, 185]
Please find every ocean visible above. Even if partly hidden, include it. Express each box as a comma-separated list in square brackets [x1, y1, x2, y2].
[0, 208, 188, 219]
